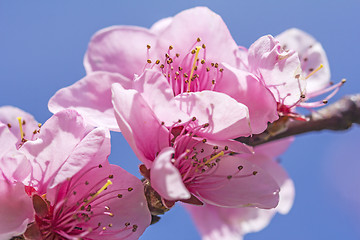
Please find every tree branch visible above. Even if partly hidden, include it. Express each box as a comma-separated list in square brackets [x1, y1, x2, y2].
[237, 94, 360, 146]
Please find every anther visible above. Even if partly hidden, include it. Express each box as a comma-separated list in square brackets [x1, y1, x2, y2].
[7, 123, 11, 128]
[341, 78, 346, 84]
[85, 181, 89, 185]
[206, 67, 210, 72]
[179, 66, 183, 71]
[214, 63, 218, 68]
[191, 49, 196, 54]
[160, 64, 164, 69]
[202, 44, 206, 49]
[219, 68, 224, 72]
[108, 175, 114, 179]
[128, 187, 133, 192]
[203, 123, 209, 128]
[322, 100, 328, 104]
[117, 194, 123, 198]
[227, 175, 232, 180]
[147, 59, 152, 64]
[202, 139, 207, 143]
[238, 166, 243, 171]
[295, 74, 300, 79]
[165, 53, 170, 58]
[176, 53, 180, 57]
[192, 117, 196, 121]
[147, 44, 151, 49]
[38, 123, 42, 128]
[197, 37, 201, 42]
[252, 171, 258, 175]
[169, 45, 173, 50]
[201, 59, 205, 64]
[155, 60, 160, 64]
[300, 94, 306, 99]
[125, 222, 131, 227]
[98, 164, 102, 168]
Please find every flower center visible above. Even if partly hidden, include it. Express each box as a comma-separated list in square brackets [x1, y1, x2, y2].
[145, 38, 224, 95]
[31, 165, 139, 239]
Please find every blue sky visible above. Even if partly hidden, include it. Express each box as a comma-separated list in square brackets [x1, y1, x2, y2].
[1, 1, 359, 239]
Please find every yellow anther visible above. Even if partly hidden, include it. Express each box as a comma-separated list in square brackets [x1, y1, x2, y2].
[17, 117, 24, 140]
[305, 64, 323, 79]
[187, 46, 201, 92]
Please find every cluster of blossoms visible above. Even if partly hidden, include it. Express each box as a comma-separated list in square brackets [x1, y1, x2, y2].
[1, 6, 343, 240]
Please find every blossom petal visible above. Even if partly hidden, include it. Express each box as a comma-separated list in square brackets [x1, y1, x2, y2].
[21, 109, 109, 193]
[214, 64, 279, 134]
[156, 7, 238, 66]
[0, 106, 39, 141]
[248, 35, 304, 106]
[184, 203, 276, 240]
[0, 123, 17, 157]
[0, 151, 31, 182]
[49, 72, 131, 131]
[175, 91, 251, 139]
[133, 69, 190, 125]
[192, 155, 280, 209]
[84, 25, 157, 78]
[276, 28, 331, 94]
[150, 147, 191, 201]
[112, 83, 169, 168]
[0, 181, 34, 240]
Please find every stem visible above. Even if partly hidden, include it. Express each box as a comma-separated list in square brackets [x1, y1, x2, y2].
[237, 94, 360, 146]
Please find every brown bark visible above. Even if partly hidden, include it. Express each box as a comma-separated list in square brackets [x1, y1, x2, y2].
[237, 94, 360, 146]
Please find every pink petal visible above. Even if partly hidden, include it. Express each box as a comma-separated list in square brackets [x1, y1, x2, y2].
[0, 123, 17, 156]
[49, 72, 131, 131]
[0, 106, 39, 141]
[175, 91, 251, 139]
[248, 35, 304, 106]
[0, 151, 31, 182]
[184, 203, 276, 240]
[214, 64, 279, 134]
[156, 7, 238, 67]
[191, 155, 280, 209]
[133, 69, 190, 125]
[21, 109, 109, 193]
[84, 26, 157, 79]
[150, 147, 191, 201]
[112, 83, 169, 168]
[254, 137, 294, 158]
[276, 28, 331, 94]
[0, 181, 34, 239]
[246, 148, 295, 214]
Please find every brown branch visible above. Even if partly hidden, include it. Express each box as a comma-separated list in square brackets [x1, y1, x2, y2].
[237, 94, 360, 146]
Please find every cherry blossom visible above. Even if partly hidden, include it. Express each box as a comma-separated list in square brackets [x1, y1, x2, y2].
[0, 108, 151, 239]
[184, 138, 295, 240]
[49, 7, 278, 135]
[112, 82, 280, 209]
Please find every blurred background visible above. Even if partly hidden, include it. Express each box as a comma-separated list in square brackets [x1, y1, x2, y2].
[1, 1, 359, 239]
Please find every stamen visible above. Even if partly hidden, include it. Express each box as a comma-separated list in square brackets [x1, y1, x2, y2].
[305, 64, 323, 79]
[86, 180, 112, 206]
[17, 117, 24, 140]
[187, 46, 201, 92]
[198, 151, 224, 169]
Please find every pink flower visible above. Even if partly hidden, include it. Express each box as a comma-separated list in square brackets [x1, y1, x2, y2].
[238, 29, 344, 118]
[184, 138, 295, 240]
[112, 82, 280, 209]
[49, 7, 279, 135]
[0, 108, 151, 239]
